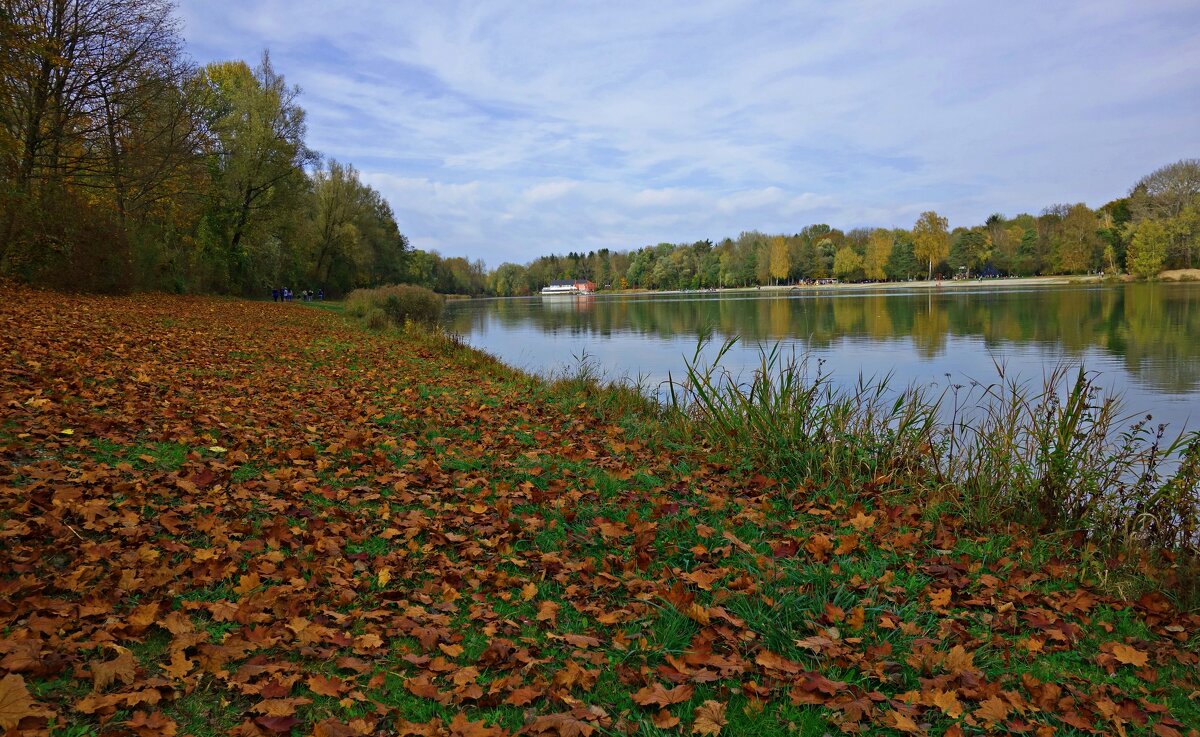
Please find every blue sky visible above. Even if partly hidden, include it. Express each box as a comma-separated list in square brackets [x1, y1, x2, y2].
[177, 1, 1200, 266]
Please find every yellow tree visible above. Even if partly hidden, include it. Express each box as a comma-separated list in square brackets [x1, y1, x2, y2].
[863, 229, 893, 280]
[912, 211, 950, 280]
[768, 235, 790, 284]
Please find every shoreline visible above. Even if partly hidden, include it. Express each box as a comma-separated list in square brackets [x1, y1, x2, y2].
[603, 274, 1107, 297]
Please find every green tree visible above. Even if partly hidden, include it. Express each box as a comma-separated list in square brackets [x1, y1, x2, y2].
[948, 229, 991, 276]
[912, 210, 949, 280]
[885, 232, 920, 281]
[1126, 218, 1168, 278]
[196, 54, 315, 293]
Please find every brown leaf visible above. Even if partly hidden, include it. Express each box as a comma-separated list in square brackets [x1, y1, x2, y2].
[0, 674, 37, 730]
[1111, 643, 1149, 667]
[848, 512, 877, 532]
[974, 696, 1010, 725]
[91, 644, 138, 691]
[536, 600, 561, 625]
[126, 710, 178, 737]
[885, 709, 923, 734]
[653, 709, 680, 729]
[308, 674, 348, 697]
[632, 683, 694, 708]
[691, 700, 726, 736]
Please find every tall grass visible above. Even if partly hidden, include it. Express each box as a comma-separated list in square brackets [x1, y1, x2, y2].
[666, 335, 1200, 597]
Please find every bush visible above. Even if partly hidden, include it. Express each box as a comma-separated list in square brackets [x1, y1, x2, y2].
[345, 284, 444, 327]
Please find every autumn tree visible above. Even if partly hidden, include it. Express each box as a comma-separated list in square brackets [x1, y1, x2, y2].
[832, 246, 863, 280]
[912, 210, 949, 280]
[1055, 203, 1099, 274]
[768, 235, 789, 284]
[863, 229, 892, 281]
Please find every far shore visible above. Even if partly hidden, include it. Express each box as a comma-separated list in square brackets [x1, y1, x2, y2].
[601, 273, 1108, 298]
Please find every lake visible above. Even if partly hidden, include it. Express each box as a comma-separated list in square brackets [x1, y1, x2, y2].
[444, 282, 1200, 434]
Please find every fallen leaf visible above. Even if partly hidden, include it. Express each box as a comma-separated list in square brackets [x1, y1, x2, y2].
[692, 700, 727, 735]
[0, 674, 37, 730]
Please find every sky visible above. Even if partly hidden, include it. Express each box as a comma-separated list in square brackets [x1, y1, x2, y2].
[177, 0, 1200, 267]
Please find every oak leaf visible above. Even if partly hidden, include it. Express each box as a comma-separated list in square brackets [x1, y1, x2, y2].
[691, 700, 726, 735]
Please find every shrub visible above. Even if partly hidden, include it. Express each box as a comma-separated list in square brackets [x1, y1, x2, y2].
[345, 284, 443, 327]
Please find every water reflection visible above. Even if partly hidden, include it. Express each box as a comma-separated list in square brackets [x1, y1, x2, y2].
[445, 283, 1200, 429]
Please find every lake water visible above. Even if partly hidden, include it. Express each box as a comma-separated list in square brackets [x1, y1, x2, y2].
[444, 282, 1200, 434]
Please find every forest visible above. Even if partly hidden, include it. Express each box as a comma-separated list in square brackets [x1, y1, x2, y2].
[1, 2, 1197, 298]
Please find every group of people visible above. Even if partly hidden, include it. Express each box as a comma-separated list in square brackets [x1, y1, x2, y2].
[271, 287, 323, 302]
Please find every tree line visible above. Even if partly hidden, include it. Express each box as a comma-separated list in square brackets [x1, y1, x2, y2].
[2, 3, 1195, 298]
[0, 0, 415, 296]
[484, 159, 1200, 296]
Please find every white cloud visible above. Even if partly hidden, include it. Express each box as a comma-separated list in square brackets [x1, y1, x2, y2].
[179, 0, 1200, 265]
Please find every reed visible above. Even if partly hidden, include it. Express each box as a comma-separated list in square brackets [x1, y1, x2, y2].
[666, 335, 1200, 595]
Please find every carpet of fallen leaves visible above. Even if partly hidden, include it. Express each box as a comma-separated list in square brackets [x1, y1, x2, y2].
[1, 287, 1198, 737]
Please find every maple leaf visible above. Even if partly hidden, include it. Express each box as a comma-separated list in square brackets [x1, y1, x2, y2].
[91, 644, 138, 691]
[505, 686, 541, 706]
[308, 674, 347, 697]
[537, 600, 561, 625]
[804, 533, 834, 561]
[162, 650, 195, 680]
[848, 512, 876, 531]
[885, 709, 923, 734]
[927, 689, 963, 718]
[632, 683, 695, 708]
[525, 712, 596, 737]
[0, 674, 37, 730]
[448, 712, 506, 736]
[928, 588, 952, 609]
[126, 710, 179, 737]
[653, 709, 680, 729]
[692, 700, 727, 735]
[974, 696, 1010, 725]
[1111, 643, 1149, 667]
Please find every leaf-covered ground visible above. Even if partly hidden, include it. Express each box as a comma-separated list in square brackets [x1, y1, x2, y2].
[1, 288, 1197, 737]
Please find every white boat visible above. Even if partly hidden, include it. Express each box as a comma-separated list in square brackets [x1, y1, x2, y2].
[541, 280, 596, 295]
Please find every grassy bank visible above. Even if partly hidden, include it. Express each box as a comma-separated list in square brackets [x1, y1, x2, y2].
[1, 288, 1198, 737]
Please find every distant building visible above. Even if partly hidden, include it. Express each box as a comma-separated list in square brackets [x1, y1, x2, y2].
[541, 279, 596, 295]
